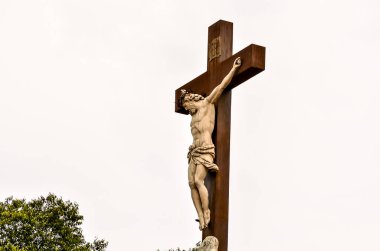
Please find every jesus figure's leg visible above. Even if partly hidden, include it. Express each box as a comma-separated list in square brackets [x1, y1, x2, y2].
[188, 162, 205, 230]
[194, 164, 210, 227]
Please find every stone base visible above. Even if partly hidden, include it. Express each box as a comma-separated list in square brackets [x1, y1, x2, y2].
[196, 236, 218, 251]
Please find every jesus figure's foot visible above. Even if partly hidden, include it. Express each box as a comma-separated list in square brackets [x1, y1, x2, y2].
[197, 214, 206, 230]
[204, 209, 211, 226]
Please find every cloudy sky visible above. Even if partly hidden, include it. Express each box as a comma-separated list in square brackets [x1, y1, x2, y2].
[1, 0, 379, 250]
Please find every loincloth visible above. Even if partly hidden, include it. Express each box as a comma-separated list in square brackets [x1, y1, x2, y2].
[187, 144, 219, 172]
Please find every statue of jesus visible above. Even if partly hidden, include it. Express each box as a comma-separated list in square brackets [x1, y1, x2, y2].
[180, 57, 241, 230]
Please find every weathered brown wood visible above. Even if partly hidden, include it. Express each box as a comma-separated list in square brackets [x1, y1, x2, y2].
[202, 20, 233, 251]
[174, 20, 265, 251]
[175, 44, 265, 114]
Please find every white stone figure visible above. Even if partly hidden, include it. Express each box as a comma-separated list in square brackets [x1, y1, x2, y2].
[180, 57, 241, 230]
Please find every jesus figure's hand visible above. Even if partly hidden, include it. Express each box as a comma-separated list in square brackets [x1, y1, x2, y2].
[233, 57, 242, 69]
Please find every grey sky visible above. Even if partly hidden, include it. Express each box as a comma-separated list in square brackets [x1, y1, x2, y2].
[0, 0, 379, 250]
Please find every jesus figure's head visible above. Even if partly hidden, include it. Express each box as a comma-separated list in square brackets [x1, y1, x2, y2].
[180, 89, 205, 113]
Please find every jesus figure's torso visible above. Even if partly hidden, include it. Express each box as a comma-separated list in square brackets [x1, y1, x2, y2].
[190, 100, 215, 148]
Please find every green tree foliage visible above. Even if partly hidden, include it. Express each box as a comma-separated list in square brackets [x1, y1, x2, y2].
[0, 194, 107, 251]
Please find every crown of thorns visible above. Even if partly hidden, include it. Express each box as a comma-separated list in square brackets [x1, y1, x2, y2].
[178, 89, 189, 107]
[180, 89, 189, 99]
[178, 89, 204, 107]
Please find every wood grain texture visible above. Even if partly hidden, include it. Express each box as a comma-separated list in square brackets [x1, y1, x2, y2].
[202, 20, 233, 251]
[175, 44, 265, 114]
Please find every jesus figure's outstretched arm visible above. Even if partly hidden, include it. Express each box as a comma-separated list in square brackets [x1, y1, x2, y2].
[205, 57, 241, 104]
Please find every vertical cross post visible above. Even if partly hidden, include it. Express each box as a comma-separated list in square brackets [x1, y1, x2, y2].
[203, 20, 233, 251]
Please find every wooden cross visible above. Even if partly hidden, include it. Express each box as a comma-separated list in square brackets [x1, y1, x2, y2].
[174, 20, 265, 251]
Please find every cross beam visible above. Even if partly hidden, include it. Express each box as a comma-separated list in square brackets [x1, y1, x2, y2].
[174, 20, 265, 251]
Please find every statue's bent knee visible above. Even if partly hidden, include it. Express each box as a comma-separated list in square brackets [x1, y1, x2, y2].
[188, 181, 196, 189]
[194, 179, 204, 188]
